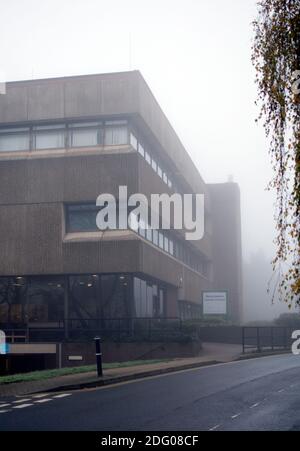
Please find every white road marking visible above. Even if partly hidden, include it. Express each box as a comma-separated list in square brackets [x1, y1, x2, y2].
[13, 403, 33, 409]
[231, 413, 241, 419]
[32, 393, 49, 398]
[53, 393, 71, 399]
[13, 399, 31, 404]
[209, 424, 220, 431]
[0, 393, 71, 412]
[250, 402, 260, 409]
[278, 389, 285, 393]
[35, 399, 53, 404]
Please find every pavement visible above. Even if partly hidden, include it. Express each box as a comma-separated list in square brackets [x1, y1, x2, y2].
[1, 352, 300, 430]
[0, 343, 242, 398]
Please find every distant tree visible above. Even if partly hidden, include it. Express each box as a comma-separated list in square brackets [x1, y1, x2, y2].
[243, 250, 274, 321]
[275, 312, 300, 327]
[252, 0, 300, 306]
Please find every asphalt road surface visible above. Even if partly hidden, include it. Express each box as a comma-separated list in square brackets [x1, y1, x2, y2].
[2, 353, 300, 431]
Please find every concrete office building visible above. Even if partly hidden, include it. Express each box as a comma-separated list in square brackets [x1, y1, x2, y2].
[0, 71, 242, 370]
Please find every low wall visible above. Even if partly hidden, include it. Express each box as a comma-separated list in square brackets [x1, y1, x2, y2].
[0, 340, 202, 374]
[61, 341, 202, 367]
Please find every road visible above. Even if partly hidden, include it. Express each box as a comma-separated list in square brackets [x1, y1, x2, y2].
[1, 353, 300, 431]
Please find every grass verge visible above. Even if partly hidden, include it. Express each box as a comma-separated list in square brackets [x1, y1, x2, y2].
[0, 359, 171, 385]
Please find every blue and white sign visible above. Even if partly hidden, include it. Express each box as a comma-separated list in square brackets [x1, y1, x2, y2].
[0, 330, 9, 354]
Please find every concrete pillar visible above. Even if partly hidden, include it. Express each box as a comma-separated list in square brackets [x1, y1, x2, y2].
[165, 286, 179, 318]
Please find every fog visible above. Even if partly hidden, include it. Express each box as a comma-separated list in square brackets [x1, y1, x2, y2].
[0, 0, 292, 321]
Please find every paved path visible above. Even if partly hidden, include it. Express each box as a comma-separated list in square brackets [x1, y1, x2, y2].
[0, 343, 241, 397]
[1, 352, 300, 430]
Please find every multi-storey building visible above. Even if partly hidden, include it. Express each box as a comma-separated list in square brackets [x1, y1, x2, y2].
[0, 71, 242, 369]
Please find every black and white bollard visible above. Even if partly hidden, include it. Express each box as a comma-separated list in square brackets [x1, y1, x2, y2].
[94, 336, 103, 377]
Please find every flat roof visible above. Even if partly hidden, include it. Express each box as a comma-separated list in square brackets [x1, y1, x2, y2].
[0, 70, 207, 195]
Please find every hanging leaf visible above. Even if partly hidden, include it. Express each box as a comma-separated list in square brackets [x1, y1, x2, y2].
[252, 0, 300, 305]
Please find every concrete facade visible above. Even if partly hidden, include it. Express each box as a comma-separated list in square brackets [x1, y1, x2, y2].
[0, 71, 243, 335]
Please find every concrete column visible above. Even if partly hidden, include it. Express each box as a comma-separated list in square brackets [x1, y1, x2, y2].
[165, 286, 179, 318]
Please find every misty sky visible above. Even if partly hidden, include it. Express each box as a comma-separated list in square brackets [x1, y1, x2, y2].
[0, 0, 291, 319]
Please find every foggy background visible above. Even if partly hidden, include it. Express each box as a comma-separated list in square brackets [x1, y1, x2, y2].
[0, 0, 292, 322]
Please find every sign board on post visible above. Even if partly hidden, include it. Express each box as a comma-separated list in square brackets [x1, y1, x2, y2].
[0, 330, 9, 355]
[202, 291, 227, 315]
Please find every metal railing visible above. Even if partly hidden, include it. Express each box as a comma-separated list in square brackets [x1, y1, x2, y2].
[3, 329, 29, 343]
[2, 317, 183, 343]
[64, 317, 183, 342]
[242, 327, 293, 354]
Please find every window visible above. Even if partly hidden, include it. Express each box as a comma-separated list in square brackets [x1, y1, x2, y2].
[27, 277, 64, 323]
[153, 229, 159, 246]
[105, 123, 128, 145]
[173, 242, 178, 259]
[138, 219, 146, 238]
[140, 280, 147, 317]
[34, 124, 65, 150]
[187, 250, 191, 267]
[0, 277, 27, 324]
[146, 284, 153, 317]
[152, 285, 159, 317]
[146, 227, 152, 242]
[133, 277, 165, 318]
[70, 129, 99, 147]
[129, 211, 139, 232]
[182, 247, 187, 265]
[159, 232, 164, 249]
[0, 276, 65, 325]
[177, 243, 183, 261]
[169, 239, 174, 256]
[134, 277, 142, 317]
[0, 128, 30, 152]
[164, 236, 169, 253]
[69, 122, 101, 147]
[152, 159, 157, 172]
[145, 151, 151, 165]
[128, 132, 177, 192]
[138, 143, 145, 157]
[69, 274, 130, 320]
[159, 289, 165, 317]
[130, 133, 138, 150]
[66, 204, 98, 232]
